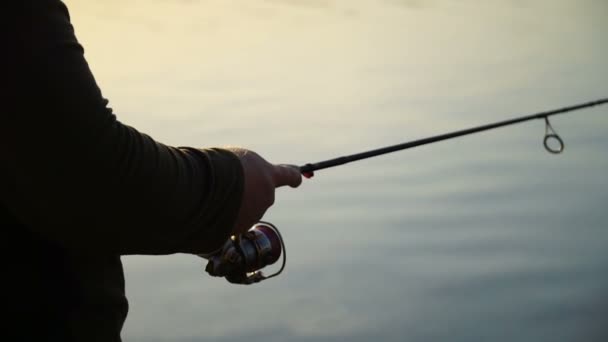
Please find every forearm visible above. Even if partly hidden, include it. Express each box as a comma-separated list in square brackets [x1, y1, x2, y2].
[1, 0, 243, 255]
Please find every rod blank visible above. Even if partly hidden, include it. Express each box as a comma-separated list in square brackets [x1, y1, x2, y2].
[299, 98, 608, 175]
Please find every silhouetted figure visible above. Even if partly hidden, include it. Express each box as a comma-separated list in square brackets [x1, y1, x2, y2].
[2, 1, 301, 341]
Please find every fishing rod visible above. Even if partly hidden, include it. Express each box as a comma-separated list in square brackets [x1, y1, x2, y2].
[203, 98, 607, 285]
[299, 98, 608, 177]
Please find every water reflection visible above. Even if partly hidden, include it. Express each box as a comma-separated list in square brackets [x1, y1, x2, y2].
[64, 0, 608, 341]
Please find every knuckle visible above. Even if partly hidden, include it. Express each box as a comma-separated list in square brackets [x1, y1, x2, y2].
[262, 188, 275, 206]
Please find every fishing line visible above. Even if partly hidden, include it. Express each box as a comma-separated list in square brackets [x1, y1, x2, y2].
[299, 98, 608, 177]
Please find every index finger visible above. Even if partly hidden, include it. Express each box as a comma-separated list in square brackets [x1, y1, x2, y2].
[273, 164, 303, 188]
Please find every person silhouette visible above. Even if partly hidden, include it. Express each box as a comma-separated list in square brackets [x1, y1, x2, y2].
[1, 1, 301, 341]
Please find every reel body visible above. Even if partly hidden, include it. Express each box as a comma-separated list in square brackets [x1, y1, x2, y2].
[203, 222, 286, 285]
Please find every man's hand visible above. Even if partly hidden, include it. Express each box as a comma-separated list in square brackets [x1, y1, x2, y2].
[227, 147, 302, 236]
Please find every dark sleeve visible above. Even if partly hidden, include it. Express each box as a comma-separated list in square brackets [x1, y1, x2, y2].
[0, 1, 244, 255]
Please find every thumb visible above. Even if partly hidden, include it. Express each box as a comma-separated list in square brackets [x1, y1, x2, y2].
[273, 164, 303, 188]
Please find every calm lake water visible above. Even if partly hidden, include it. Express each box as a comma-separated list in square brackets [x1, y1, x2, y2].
[66, 0, 607, 341]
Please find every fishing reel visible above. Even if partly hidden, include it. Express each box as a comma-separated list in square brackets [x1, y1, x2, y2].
[201, 222, 286, 285]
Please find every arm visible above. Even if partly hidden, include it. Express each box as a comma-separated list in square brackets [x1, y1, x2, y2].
[1, 1, 248, 255]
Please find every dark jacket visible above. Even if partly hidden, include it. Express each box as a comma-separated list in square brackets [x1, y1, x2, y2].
[1, 1, 244, 340]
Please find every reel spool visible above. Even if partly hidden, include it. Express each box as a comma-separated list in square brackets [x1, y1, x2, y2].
[202, 222, 286, 285]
